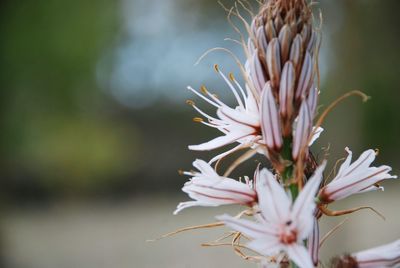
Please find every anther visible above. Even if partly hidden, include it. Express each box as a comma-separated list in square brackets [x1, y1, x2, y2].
[186, 100, 195, 106]
[229, 72, 235, 81]
[200, 85, 208, 94]
[213, 64, 219, 72]
[193, 117, 203, 123]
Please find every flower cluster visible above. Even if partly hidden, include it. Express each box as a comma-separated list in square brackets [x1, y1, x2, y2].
[171, 1, 398, 267]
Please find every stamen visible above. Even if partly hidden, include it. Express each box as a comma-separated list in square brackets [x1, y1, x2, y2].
[187, 86, 220, 108]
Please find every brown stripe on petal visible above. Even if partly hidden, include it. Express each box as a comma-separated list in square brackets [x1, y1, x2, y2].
[307, 87, 318, 119]
[274, 14, 284, 33]
[301, 24, 311, 46]
[279, 62, 295, 119]
[266, 38, 282, 91]
[295, 51, 313, 101]
[307, 30, 317, 55]
[278, 24, 293, 63]
[256, 26, 268, 56]
[250, 51, 267, 93]
[290, 34, 303, 76]
[292, 101, 312, 160]
[265, 19, 277, 41]
[261, 84, 283, 151]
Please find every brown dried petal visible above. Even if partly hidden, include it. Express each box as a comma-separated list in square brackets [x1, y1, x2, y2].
[278, 24, 293, 64]
[266, 38, 282, 91]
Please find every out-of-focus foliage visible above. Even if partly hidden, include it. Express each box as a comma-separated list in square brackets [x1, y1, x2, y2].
[0, 0, 141, 198]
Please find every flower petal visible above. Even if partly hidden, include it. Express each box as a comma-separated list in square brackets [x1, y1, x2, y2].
[256, 168, 291, 223]
[217, 214, 275, 239]
[286, 244, 314, 268]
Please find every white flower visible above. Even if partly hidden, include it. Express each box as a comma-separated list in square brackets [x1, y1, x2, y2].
[217, 162, 326, 268]
[352, 239, 400, 268]
[318, 147, 397, 203]
[173, 159, 256, 215]
[187, 65, 261, 163]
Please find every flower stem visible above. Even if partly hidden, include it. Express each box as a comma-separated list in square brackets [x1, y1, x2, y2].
[281, 137, 299, 200]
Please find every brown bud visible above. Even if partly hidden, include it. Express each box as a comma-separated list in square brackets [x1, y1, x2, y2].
[266, 38, 282, 91]
[278, 24, 293, 63]
[295, 51, 313, 102]
[290, 34, 303, 76]
[265, 20, 277, 41]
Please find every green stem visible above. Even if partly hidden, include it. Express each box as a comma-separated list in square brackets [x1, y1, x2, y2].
[281, 137, 299, 200]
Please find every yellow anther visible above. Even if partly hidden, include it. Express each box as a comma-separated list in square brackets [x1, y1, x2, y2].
[193, 117, 203, 123]
[186, 100, 195, 106]
[200, 85, 208, 94]
[213, 64, 219, 72]
[177, 169, 184, 175]
[229, 72, 235, 81]
[375, 148, 380, 156]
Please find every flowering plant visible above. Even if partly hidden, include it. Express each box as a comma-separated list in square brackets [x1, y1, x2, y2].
[159, 0, 399, 267]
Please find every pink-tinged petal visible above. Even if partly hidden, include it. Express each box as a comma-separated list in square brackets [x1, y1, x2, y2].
[307, 87, 318, 118]
[256, 168, 291, 224]
[173, 200, 217, 215]
[256, 26, 268, 54]
[341, 149, 376, 176]
[327, 165, 397, 201]
[266, 38, 282, 90]
[174, 160, 256, 214]
[334, 147, 353, 180]
[219, 106, 260, 127]
[286, 244, 314, 268]
[292, 101, 312, 160]
[244, 85, 259, 115]
[249, 50, 267, 93]
[352, 239, 400, 268]
[295, 52, 313, 101]
[208, 143, 247, 164]
[279, 62, 295, 118]
[307, 218, 320, 266]
[188, 130, 253, 151]
[261, 83, 283, 150]
[247, 237, 283, 257]
[308, 127, 323, 146]
[292, 162, 326, 227]
[357, 185, 384, 194]
[217, 214, 276, 239]
[192, 159, 216, 176]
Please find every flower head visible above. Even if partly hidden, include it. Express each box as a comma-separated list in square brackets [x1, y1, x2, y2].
[318, 147, 397, 203]
[217, 162, 326, 268]
[174, 159, 256, 215]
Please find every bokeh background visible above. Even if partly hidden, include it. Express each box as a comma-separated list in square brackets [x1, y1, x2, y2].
[0, 0, 399, 267]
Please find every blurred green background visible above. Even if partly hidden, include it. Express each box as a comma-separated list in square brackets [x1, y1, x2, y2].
[0, 0, 399, 267]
